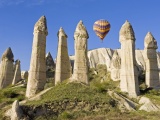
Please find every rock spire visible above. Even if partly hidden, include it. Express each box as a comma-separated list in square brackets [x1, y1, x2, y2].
[2, 47, 14, 61]
[46, 52, 55, 71]
[0, 47, 14, 89]
[119, 21, 139, 97]
[11, 100, 23, 120]
[144, 32, 159, 88]
[55, 27, 71, 85]
[26, 16, 48, 98]
[34, 16, 48, 35]
[72, 20, 89, 84]
[12, 60, 21, 85]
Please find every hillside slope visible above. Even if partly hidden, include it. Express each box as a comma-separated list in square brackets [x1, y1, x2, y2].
[1, 65, 160, 120]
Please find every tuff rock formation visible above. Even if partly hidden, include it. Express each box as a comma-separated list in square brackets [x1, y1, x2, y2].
[88, 48, 114, 70]
[119, 21, 139, 97]
[12, 60, 21, 85]
[21, 71, 28, 80]
[110, 50, 121, 81]
[11, 100, 23, 120]
[70, 48, 160, 79]
[144, 32, 160, 88]
[26, 16, 48, 98]
[46, 52, 55, 71]
[0, 47, 14, 89]
[72, 20, 89, 84]
[108, 91, 137, 112]
[139, 97, 160, 112]
[55, 27, 71, 85]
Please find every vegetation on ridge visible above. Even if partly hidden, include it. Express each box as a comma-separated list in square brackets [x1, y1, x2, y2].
[1, 65, 160, 119]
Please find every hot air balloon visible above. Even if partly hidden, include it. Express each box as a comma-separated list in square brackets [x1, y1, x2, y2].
[93, 19, 111, 41]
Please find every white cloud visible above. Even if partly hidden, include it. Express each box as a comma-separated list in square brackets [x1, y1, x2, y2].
[0, 0, 96, 7]
[0, 0, 50, 7]
[0, 0, 24, 7]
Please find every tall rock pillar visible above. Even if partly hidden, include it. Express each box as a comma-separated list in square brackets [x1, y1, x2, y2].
[55, 27, 71, 85]
[119, 21, 139, 97]
[0, 47, 14, 89]
[12, 60, 21, 85]
[72, 20, 89, 84]
[26, 16, 48, 98]
[144, 32, 159, 88]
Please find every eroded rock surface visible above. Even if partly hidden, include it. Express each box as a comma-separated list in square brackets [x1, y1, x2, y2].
[110, 50, 121, 81]
[139, 97, 160, 112]
[70, 48, 160, 80]
[0, 47, 14, 89]
[11, 100, 23, 120]
[108, 91, 137, 112]
[46, 52, 55, 71]
[72, 21, 89, 84]
[119, 21, 139, 97]
[26, 16, 48, 98]
[144, 32, 160, 88]
[12, 60, 21, 85]
[21, 71, 28, 80]
[88, 48, 114, 70]
[55, 27, 71, 85]
[5, 100, 23, 120]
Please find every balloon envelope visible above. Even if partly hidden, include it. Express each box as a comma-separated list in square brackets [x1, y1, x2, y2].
[93, 19, 111, 40]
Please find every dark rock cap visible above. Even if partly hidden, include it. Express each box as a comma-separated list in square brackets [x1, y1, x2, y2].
[2, 47, 14, 61]
[15, 59, 20, 65]
[46, 52, 55, 67]
[57, 27, 68, 38]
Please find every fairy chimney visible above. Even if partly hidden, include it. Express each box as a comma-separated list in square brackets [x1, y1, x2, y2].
[26, 16, 48, 98]
[144, 32, 160, 88]
[72, 20, 89, 84]
[55, 27, 71, 85]
[0, 47, 14, 89]
[119, 21, 140, 98]
[12, 60, 21, 85]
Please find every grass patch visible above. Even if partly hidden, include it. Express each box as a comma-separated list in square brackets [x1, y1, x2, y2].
[145, 90, 160, 105]
[0, 86, 26, 119]
[26, 81, 113, 106]
[59, 111, 74, 119]
[24, 81, 119, 119]
[0, 86, 26, 104]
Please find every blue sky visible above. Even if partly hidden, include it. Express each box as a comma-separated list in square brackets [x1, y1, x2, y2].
[0, 0, 160, 70]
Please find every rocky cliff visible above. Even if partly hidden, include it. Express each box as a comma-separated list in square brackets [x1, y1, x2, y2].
[70, 47, 160, 72]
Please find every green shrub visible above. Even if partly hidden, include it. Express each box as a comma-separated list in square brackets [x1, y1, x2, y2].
[91, 81, 107, 93]
[59, 111, 73, 119]
[139, 83, 147, 91]
[148, 89, 160, 95]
